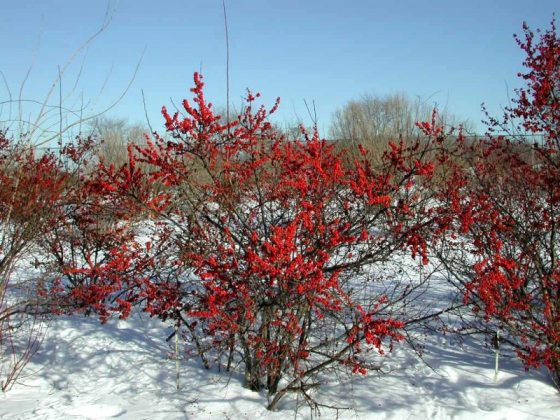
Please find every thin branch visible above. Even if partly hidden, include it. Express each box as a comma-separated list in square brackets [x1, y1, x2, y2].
[222, 0, 230, 131]
[142, 89, 156, 136]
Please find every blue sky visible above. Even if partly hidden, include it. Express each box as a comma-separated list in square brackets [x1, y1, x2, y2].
[1, 0, 558, 138]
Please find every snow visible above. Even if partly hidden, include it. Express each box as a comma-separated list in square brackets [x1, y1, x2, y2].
[1, 259, 559, 419]
[1, 306, 559, 419]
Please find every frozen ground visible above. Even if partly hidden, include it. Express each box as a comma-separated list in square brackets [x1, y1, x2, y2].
[1, 257, 559, 419]
[1, 306, 559, 419]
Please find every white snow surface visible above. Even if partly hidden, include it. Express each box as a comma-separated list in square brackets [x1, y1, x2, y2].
[1, 260, 559, 419]
[2, 309, 559, 419]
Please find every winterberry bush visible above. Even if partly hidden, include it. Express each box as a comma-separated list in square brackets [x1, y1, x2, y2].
[432, 18, 560, 386]
[76, 72, 457, 410]
[0, 132, 71, 390]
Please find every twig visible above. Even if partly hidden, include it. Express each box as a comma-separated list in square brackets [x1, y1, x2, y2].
[222, 0, 230, 131]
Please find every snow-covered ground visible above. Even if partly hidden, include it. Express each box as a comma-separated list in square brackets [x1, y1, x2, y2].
[1, 254, 559, 419]
[1, 303, 559, 419]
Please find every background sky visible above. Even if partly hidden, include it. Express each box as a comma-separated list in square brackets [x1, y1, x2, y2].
[1, 0, 559, 139]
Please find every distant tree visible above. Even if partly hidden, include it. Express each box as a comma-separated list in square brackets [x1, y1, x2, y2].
[329, 93, 473, 147]
[90, 117, 147, 167]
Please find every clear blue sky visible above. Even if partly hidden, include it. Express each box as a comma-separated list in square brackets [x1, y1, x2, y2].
[1, 0, 558, 138]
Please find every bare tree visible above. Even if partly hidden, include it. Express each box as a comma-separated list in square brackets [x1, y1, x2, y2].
[0, 1, 142, 149]
[90, 116, 148, 167]
[329, 93, 473, 154]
